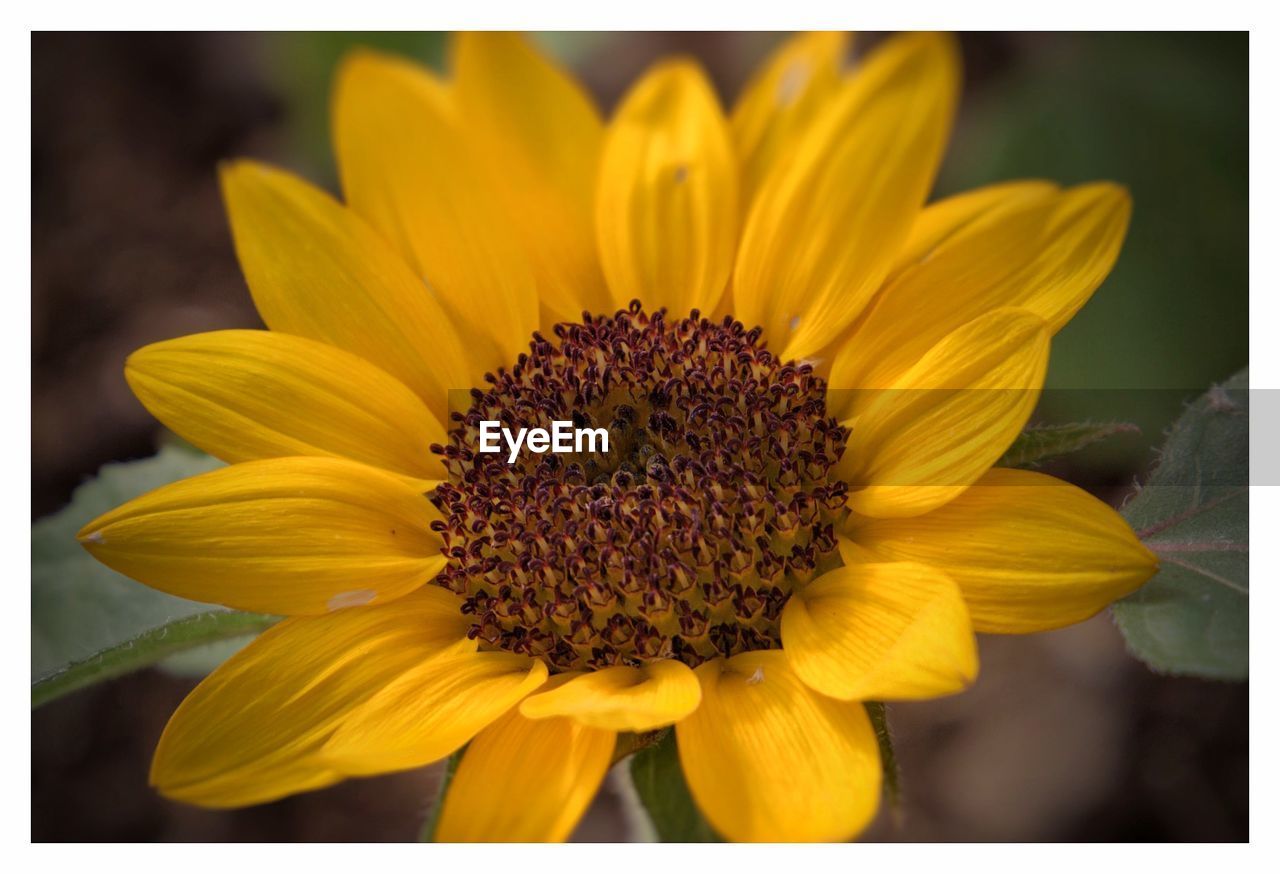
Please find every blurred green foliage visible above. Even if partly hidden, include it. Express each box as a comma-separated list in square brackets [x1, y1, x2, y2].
[264, 32, 447, 183]
[939, 33, 1248, 476]
[262, 32, 610, 185]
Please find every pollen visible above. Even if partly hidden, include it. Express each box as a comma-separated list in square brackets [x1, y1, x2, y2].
[430, 303, 848, 672]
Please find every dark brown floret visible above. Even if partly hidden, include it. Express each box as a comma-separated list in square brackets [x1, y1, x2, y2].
[430, 303, 847, 671]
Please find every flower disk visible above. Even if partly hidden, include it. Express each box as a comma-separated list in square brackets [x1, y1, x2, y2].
[431, 304, 849, 671]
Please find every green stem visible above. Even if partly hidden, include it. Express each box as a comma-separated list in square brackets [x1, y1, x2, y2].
[864, 701, 902, 810]
[418, 748, 464, 841]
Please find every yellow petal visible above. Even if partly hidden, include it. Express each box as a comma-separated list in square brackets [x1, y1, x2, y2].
[77, 456, 443, 616]
[333, 49, 539, 376]
[219, 160, 469, 419]
[436, 697, 614, 841]
[733, 32, 960, 362]
[151, 586, 471, 807]
[453, 32, 611, 322]
[782, 562, 977, 700]
[851, 467, 1159, 633]
[888, 179, 1059, 280]
[320, 651, 548, 776]
[519, 659, 701, 731]
[829, 183, 1131, 397]
[837, 532, 875, 565]
[596, 59, 739, 316]
[838, 308, 1049, 518]
[731, 31, 851, 209]
[126, 330, 445, 484]
[677, 651, 882, 842]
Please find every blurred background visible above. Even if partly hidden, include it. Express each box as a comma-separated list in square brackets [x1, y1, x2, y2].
[31, 32, 1247, 841]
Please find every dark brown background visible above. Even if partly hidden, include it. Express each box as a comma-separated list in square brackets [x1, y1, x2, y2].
[31, 32, 1248, 841]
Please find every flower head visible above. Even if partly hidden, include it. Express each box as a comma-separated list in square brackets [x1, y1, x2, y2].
[78, 31, 1157, 842]
[435, 304, 848, 671]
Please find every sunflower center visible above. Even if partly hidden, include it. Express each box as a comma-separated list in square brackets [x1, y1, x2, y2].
[430, 303, 848, 671]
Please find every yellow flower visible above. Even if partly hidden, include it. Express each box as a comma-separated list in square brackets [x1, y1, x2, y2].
[77, 31, 1157, 842]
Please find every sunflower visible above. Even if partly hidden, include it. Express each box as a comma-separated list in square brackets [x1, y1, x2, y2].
[77, 31, 1157, 842]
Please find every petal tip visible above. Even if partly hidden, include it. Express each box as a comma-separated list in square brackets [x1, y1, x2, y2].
[75, 525, 105, 547]
[217, 157, 268, 189]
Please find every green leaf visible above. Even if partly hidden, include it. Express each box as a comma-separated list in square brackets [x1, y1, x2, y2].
[628, 729, 720, 842]
[1113, 368, 1248, 679]
[158, 634, 260, 678]
[32, 447, 278, 706]
[998, 421, 1139, 469]
[33, 613, 275, 708]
